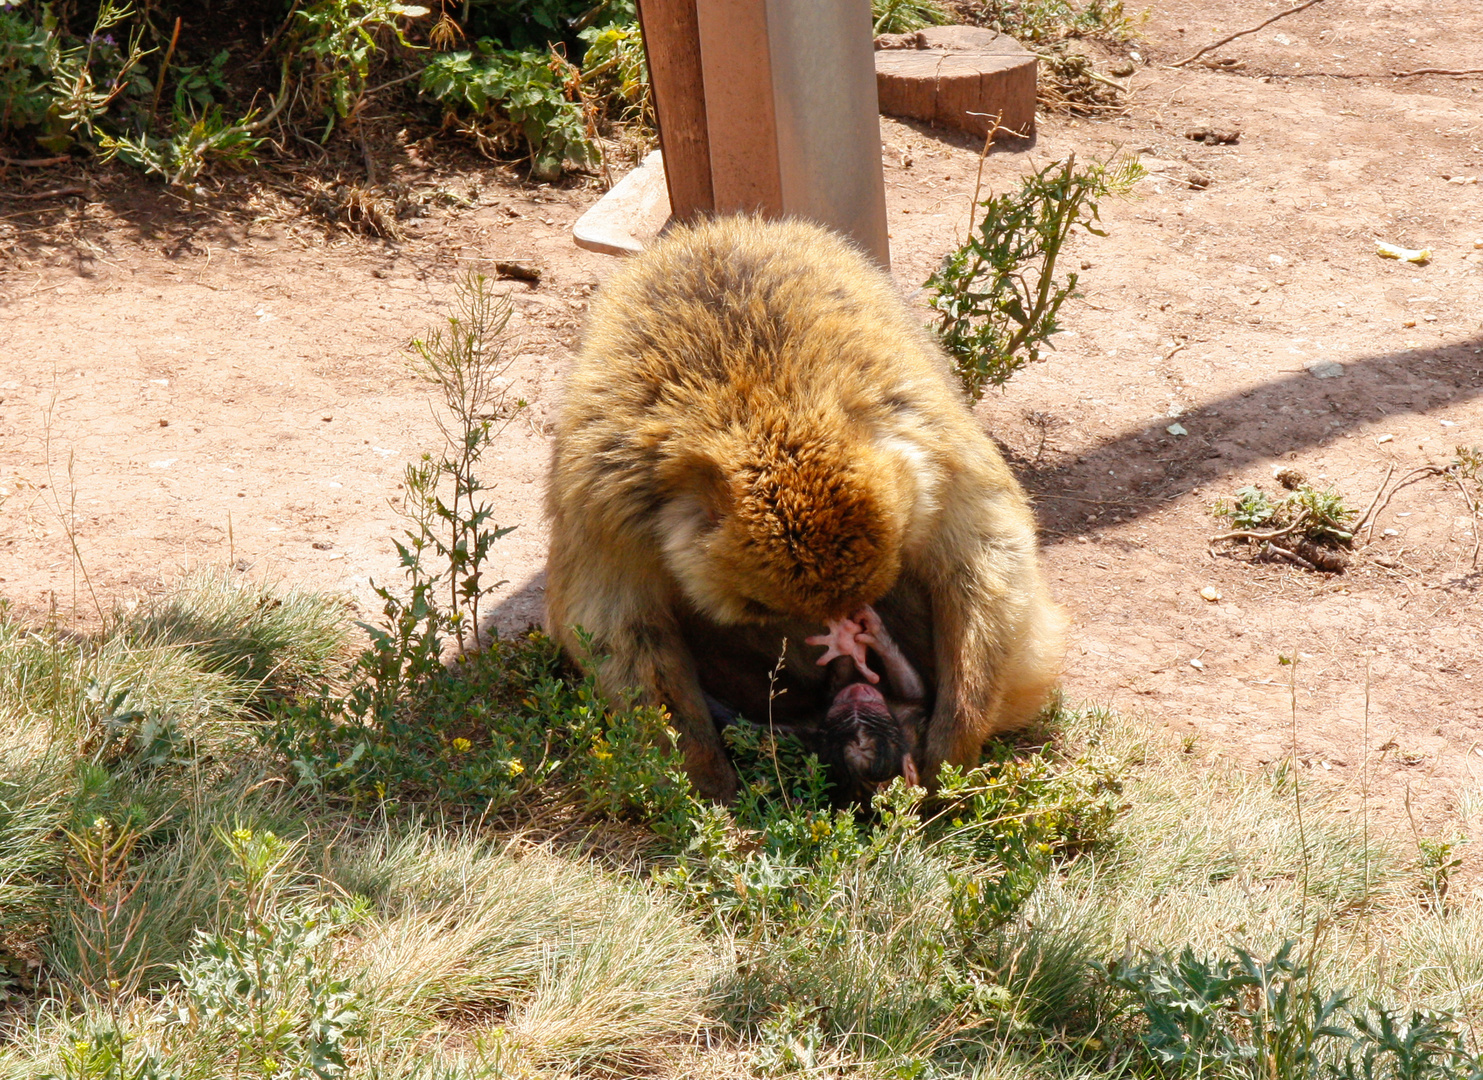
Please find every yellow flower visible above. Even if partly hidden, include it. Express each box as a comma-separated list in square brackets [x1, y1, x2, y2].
[451, 737, 472, 753]
[810, 818, 831, 841]
[506, 758, 525, 776]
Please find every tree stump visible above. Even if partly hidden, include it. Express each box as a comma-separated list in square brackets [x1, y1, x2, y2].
[874, 26, 1037, 139]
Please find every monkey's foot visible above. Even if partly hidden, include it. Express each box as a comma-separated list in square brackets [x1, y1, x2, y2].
[806, 612, 880, 683]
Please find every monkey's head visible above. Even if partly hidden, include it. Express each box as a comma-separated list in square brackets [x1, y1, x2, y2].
[658, 429, 909, 625]
[822, 681, 921, 802]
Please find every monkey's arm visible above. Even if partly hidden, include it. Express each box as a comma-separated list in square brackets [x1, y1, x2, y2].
[915, 487, 1062, 783]
[854, 607, 925, 703]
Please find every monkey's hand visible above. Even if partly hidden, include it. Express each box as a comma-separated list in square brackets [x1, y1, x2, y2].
[806, 611, 880, 683]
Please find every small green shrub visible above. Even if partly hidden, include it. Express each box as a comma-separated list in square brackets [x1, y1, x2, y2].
[45, 1025, 175, 1080]
[264, 272, 693, 835]
[1217, 485, 1277, 531]
[292, 0, 429, 135]
[872, 0, 951, 35]
[1104, 939, 1483, 1080]
[420, 41, 597, 179]
[655, 721, 1125, 1065]
[0, 8, 59, 133]
[577, 20, 649, 126]
[0, 2, 153, 154]
[1453, 444, 1483, 482]
[970, 0, 1139, 44]
[927, 153, 1142, 400]
[99, 104, 265, 186]
[1213, 482, 1357, 547]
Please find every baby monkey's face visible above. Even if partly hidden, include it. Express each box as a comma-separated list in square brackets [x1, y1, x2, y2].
[824, 682, 921, 798]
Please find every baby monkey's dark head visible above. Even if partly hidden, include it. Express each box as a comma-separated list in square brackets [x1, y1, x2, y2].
[821, 681, 921, 805]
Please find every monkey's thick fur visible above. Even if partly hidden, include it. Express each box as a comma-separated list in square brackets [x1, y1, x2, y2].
[545, 216, 1065, 801]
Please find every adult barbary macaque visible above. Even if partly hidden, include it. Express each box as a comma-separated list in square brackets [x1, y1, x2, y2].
[544, 216, 1065, 801]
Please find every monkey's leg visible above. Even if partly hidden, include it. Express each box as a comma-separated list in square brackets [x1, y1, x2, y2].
[545, 553, 739, 801]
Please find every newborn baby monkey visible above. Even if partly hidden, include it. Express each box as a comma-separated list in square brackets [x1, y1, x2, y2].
[706, 607, 926, 805]
[807, 606, 925, 802]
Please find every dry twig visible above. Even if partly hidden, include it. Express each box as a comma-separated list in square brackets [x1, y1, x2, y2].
[1355, 463, 1396, 535]
[1392, 67, 1483, 78]
[0, 185, 85, 200]
[1209, 509, 1310, 544]
[1447, 474, 1480, 569]
[1363, 466, 1440, 542]
[0, 154, 70, 167]
[1267, 543, 1318, 571]
[1172, 0, 1327, 68]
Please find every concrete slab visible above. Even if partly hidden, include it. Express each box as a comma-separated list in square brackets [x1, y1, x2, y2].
[571, 151, 672, 256]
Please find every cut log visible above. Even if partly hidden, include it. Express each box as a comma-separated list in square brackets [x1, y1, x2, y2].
[874, 26, 1036, 138]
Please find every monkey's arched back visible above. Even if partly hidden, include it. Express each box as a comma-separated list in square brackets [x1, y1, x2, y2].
[545, 216, 1065, 801]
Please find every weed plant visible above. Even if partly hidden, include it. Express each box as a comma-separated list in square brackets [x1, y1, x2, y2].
[873, 0, 953, 35]
[928, 153, 1143, 400]
[1214, 483, 1358, 546]
[964, 0, 1140, 44]
[0, 0, 641, 183]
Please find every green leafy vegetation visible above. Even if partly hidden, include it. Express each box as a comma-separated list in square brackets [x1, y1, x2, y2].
[1106, 939, 1483, 1079]
[1213, 481, 1359, 557]
[872, 0, 952, 35]
[927, 153, 1143, 401]
[0, 0, 645, 184]
[2, 278, 1480, 1079]
[964, 0, 1140, 44]
[419, 42, 597, 181]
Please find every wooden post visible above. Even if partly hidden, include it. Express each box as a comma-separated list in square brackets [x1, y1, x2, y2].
[635, 0, 890, 267]
[635, 0, 714, 222]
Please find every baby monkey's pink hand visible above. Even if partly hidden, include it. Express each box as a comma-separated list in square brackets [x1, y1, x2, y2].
[805, 607, 880, 683]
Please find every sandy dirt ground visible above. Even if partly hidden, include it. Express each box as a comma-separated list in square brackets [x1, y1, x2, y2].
[3, 1, 1480, 876]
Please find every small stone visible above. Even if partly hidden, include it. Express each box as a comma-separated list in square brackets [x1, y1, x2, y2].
[1109, 58, 1136, 77]
[312, 541, 334, 550]
[1376, 433, 1394, 444]
[1187, 171, 1210, 189]
[1166, 422, 1188, 436]
[321, 414, 333, 422]
[1200, 586, 1221, 602]
[1189, 658, 1205, 670]
[157, 418, 169, 427]
[1402, 319, 1417, 328]
[1185, 125, 1239, 144]
[496, 260, 543, 283]
[1305, 360, 1345, 378]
